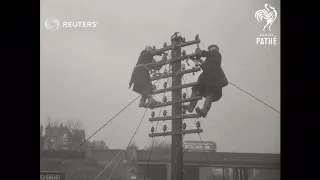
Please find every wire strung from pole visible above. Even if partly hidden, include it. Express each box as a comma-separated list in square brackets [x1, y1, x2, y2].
[102, 69, 166, 180]
[96, 100, 151, 180]
[171, 134, 185, 174]
[106, 104, 150, 180]
[145, 98, 166, 175]
[186, 42, 279, 114]
[198, 133, 217, 180]
[146, 68, 182, 179]
[47, 94, 141, 173]
[106, 151, 126, 180]
[92, 150, 123, 180]
[228, 81, 280, 113]
[47, 72, 166, 173]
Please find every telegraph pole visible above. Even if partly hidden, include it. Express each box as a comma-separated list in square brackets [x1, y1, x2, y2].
[171, 34, 183, 180]
[148, 32, 203, 180]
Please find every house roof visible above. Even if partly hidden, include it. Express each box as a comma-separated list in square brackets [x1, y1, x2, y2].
[45, 125, 71, 137]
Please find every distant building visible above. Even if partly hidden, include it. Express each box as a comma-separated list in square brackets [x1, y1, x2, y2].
[72, 129, 86, 150]
[44, 123, 86, 150]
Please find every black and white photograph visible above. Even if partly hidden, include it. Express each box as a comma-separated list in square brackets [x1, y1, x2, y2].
[40, 0, 280, 180]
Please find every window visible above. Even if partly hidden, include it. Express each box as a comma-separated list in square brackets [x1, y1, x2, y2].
[62, 134, 68, 145]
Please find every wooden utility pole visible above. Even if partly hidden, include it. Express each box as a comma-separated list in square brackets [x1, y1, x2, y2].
[171, 34, 183, 180]
[148, 32, 203, 180]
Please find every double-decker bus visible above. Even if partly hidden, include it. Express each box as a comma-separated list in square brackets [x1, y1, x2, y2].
[183, 140, 216, 152]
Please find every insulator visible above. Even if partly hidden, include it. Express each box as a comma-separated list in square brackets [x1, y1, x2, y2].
[195, 60, 200, 67]
[163, 96, 167, 103]
[182, 123, 187, 130]
[151, 111, 155, 118]
[182, 37, 186, 43]
[151, 126, 155, 133]
[153, 46, 156, 50]
[195, 47, 201, 54]
[153, 71, 157, 76]
[163, 125, 167, 132]
[163, 82, 168, 88]
[192, 67, 195, 75]
[196, 121, 201, 129]
[181, 63, 186, 71]
[162, 54, 167, 61]
[163, 42, 167, 48]
[182, 50, 186, 56]
[195, 34, 199, 40]
[163, 68, 168, 75]
[152, 84, 156, 90]
[163, 110, 167, 117]
[182, 108, 186, 115]
[182, 93, 187, 99]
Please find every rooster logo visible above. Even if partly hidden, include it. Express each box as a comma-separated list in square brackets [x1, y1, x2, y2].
[255, 4, 277, 31]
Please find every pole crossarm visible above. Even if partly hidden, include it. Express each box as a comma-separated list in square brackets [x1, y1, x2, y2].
[153, 82, 199, 95]
[149, 129, 203, 137]
[151, 67, 201, 81]
[149, 114, 201, 122]
[149, 39, 200, 55]
[151, 96, 202, 109]
[146, 52, 200, 68]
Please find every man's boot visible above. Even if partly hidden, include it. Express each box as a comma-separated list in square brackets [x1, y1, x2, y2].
[147, 95, 160, 108]
[196, 95, 213, 118]
[138, 94, 148, 108]
[181, 100, 198, 113]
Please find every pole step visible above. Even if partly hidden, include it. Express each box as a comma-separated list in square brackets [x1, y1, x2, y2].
[149, 129, 203, 137]
[152, 96, 202, 109]
[149, 114, 201, 122]
[151, 67, 201, 81]
[153, 82, 199, 95]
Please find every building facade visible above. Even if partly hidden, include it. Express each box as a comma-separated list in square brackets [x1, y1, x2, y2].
[44, 123, 85, 150]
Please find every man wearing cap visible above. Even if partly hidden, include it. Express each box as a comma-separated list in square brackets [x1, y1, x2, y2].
[182, 44, 228, 117]
[129, 46, 163, 108]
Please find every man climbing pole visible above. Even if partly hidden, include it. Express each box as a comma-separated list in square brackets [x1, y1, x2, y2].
[182, 44, 228, 117]
[129, 46, 163, 108]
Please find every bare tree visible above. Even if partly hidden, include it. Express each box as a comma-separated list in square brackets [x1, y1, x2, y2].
[129, 141, 139, 149]
[54, 119, 61, 126]
[145, 138, 171, 150]
[66, 119, 84, 148]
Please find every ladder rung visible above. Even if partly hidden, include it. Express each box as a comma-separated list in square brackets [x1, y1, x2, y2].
[151, 67, 201, 81]
[149, 129, 203, 137]
[153, 82, 198, 95]
[147, 52, 199, 68]
[150, 39, 200, 55]
[149, 114, 201, 122]
[152, 96, 202, 109]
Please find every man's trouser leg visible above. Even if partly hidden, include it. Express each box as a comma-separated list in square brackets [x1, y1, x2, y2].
[196, 93, 221, 117]
[201, 95, 213, 116]
[188, 88, 199, 112]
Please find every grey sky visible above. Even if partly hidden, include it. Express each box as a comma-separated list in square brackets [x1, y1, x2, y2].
[40, 0, 280, 153]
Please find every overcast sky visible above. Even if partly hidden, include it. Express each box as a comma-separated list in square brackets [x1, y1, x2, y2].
[40, 0, 280, 153]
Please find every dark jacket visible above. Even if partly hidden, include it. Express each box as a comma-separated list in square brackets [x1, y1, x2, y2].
[199, 50, 228, 88]
[129, 50, 154, 95]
